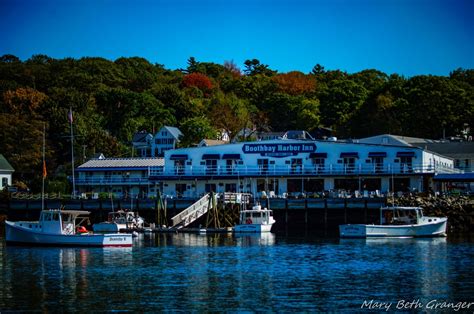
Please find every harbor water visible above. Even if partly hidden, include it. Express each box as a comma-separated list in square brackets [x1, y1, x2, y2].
[1, 231, 473, 312]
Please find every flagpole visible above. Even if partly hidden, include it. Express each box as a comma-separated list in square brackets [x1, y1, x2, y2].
[42, 123, 46, 211]
[69, 107, 76, 199]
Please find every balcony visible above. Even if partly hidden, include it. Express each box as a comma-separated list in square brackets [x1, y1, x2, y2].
[75, 177, 151, 185]
[148, 163, 462, 178]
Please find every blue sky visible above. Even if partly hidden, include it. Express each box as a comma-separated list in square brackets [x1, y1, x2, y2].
[1, 0, 472, 76]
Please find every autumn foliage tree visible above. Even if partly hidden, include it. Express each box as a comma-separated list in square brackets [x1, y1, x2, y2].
[273, 71, 316, 95]
[182, 72, 213, 93]
[3, 87, 48, 116]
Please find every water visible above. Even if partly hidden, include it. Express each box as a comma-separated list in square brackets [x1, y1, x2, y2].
[1, 232, 473, 312]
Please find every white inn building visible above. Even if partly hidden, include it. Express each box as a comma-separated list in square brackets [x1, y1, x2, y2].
[147, 138, 457, 198]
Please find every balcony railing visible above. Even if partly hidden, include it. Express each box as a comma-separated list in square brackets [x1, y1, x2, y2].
[75, 177, 150, 185]
[149, 163, 462, 177]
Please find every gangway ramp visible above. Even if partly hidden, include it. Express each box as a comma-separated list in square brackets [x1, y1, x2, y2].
[170, 193, 215, 229]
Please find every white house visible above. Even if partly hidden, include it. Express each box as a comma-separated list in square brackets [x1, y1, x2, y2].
[131, 126, 183, 157]
[0, 154, 14, 190]
[151, 126, 183, 157]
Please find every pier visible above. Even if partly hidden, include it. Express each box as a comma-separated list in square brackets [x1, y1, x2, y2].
[2, 193, 474, 234]
[3, 195, 386, 235]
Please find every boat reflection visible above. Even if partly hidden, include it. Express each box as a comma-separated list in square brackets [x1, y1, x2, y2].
[234, 233, 276, 246]
[142, 232, 276, 247]
[1, 245, 133, 310]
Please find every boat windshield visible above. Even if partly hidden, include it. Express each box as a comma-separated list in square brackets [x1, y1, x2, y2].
[382, 208, 418, 225]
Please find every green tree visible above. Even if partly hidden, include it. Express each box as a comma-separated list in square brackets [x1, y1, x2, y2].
[179, 116, 217, 147]
[319, 79, 368, 134]
[243, 59, 276, 76]
[208, 92, 250, 139]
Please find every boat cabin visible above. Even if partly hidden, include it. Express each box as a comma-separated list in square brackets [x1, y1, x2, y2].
[240, 205, 274, 225]
[38, 210, 90, 235]
[380, 207, 422, 225]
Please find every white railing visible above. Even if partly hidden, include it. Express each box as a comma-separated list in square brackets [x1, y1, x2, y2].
[170, 193, 215, 228]
[75, 177, 150, 185]
[149, 163, 463, 177]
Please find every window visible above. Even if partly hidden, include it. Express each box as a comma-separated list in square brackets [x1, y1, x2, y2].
[174, 160, 185, 175]
[291, 158, 303, 174]
[1, 177, 7, 188]
[226, 160, 237, 174]
[361, 178, 382, 191]
[370, 157, 384, 173]
[390, 178, 410, 193]
[257, 159, 269, 174]
[287, 179, 303, 194]
[175, 184, 187, 197]
[313, 158, 325, 173]
[334, 179, 359, 191]
[225, 183, 237, 193]
[343, 157, 356, 173]
[206, 159, 217, 175]
[257, 178, 279, 194]
[304, 179, 324, 193]
[399, 157, 413, 173]
[205, 184, 216, 193]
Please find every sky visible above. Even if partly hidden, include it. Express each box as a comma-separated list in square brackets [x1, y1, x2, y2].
[0, 0, 473, 76]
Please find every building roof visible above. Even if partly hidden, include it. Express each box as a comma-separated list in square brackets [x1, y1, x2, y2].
[358, 134, 416, 146]
[283, 130, 315, 140]
[77, 157, 164, 171]
[132, 131, 152, 143]
[415, 142, 474, 159]
[198, 139, 229, 147]
[0, 154, 14, 171]
[358, 134, 474, 160]
[159, 126, 183, 140]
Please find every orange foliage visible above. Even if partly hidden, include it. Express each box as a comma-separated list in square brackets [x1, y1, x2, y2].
[272, 71, 316, 95]
[182, 73, 213, 92]
[3, 87, 48, 115]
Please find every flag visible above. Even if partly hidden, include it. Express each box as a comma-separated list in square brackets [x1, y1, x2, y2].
[42, 160, 47, 179]
[68, 109, 73, 123]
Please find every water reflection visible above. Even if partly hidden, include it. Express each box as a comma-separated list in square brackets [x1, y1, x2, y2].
[0, 233, 472, 312]
[234, 233, 276, 246]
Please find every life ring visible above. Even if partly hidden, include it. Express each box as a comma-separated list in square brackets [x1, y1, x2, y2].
[76, 226, 88, 233]
[246, 218, 253, 224]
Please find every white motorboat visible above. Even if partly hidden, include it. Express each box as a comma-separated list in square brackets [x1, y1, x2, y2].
[234, 204, 276, 233]
[5, 209, 133, 247]
[339, 206, 447, 238]
[93, 210, 145, 232]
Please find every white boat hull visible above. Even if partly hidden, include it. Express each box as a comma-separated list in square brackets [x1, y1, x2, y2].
[339, 218, 448, 238]
[92, 222, 127, 232]
[5, 221, 133, 247]
[234, 223, 273, 233]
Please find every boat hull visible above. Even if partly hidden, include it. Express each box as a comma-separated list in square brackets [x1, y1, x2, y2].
[339, 218, 448, 238]
[92, 222, 127, 232]
[5, 221, 133, 247]
[234, 223, 273, 233]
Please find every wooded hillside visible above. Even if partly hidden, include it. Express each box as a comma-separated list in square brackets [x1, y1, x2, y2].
[0, 54, 472, 191]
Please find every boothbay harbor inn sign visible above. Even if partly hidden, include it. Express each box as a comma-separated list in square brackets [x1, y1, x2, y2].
[242, 143, 317, 157]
